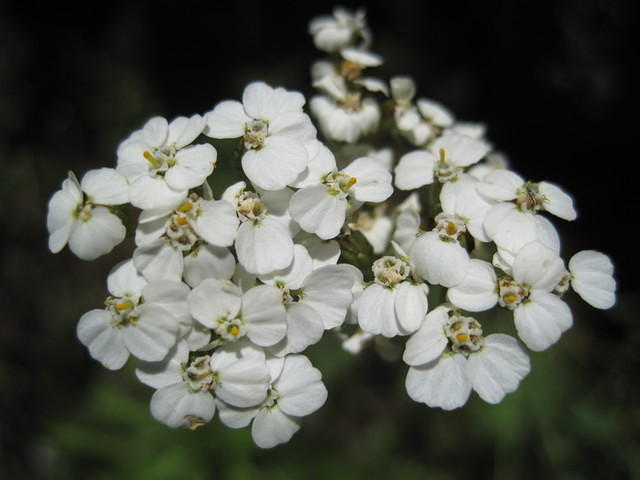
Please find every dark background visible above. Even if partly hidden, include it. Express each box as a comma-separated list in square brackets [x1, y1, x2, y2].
[1, 0, 637, 478]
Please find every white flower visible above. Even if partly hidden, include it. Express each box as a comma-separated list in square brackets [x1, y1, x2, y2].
[133, 194, 237, 283]
[348, 205, 394, 254]
[204, 82, 316, 190]
[404, 306, 530, 409]
[290, 156, 393, 240]
[395, 133, 491, 190]
[76, 259, 181, 369]
[409, 213, 471, 288]
[222, 181, 295, 275]
[117, 115, 216, 210]
[357, 255, 428, 337]
[47, 169, 128, 260]
[309, 7, 370, 52]
[478, 170, 577, 221]
[188, 279, 287, 348]
[217, 354, 327, 448]
[447, 243, 573, 351]
[259, 245, 355, 356]
[310, 94, 380, 144]
[562, 250, 616, 309]
[149, 341, 270, 429]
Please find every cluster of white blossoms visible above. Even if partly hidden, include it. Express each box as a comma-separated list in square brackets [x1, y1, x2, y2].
[47, 6, 617, 446]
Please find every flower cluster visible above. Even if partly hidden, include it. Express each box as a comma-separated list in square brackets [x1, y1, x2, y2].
[47, 6, 616, 447]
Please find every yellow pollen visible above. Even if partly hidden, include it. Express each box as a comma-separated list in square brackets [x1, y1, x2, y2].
[143, 151, 158, 166]
[178, 202, 193, 212]
[230, 326, 240, 336]
[252, 203, 262, 216]
[115, 301, 133, 311]
[505, 294, 517, 303]
[446, 222, 457, 236]
[175, 216, 188, 226]
[456, 333, 468, 343]
[346, 177, 357, 188]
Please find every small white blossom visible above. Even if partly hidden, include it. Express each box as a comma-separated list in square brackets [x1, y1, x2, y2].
[561, 250, 616, 309]
[47, 170, 128, 260]
[309, 7, 371, 52]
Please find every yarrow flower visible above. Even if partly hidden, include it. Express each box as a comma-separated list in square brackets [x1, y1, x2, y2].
[46, 5, 618, 449]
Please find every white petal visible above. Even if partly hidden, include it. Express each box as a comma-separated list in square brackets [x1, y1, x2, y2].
[242, 285, 287, 347]
[47, 177, 81, 253]
[296, 233, 341, 268]
[251, 407, 301, 449]
[135, 213, 169, 247]
[243, 82, 305, 119]
[188, 279, 242, 328]
[342, 157, 393, 202]
[416, 98, 454, 127]
[270, 302, 324, 356]
[215, 399, 259, 429]
[275, 355, 327, 417]
[204, 100, 249, 138]
[405, 354, 471, 410]
[538, 181, 577, 221]
[68, 207, 126, 261]
[165, 144, 216, 191]
[476, 170, 523, 202]
[77, 309, 129, 370]
[354, 76, 389, 95]
[289, 185, 347, 240]
[514, 291, 573, 351]
[467, 334, 530, 404]
[235, 217, 294, 275]
[483, 203, 537, 254]
[122, 304, 178, 362]
[129, 175, 186, 211]
[569, 250, 616, 309]
[107, 259, 147, 297]
[394, 282, 428, 334]
[432, 133, 490, 168]
[259, 244, 313, 290]
[81, 168, 129, 205]
[402, 306, 449, 366]
[211, 343, 270, 408]
[446, 259, 498, 312]
[141, 280, 191, 326]
[135, 340, 189, 389]
[183, 245, 235, 288]
[394, 150, 435, 190]
[302, 265, 354, 329]
[192, 199, 239, 247]
[289, 142, 336, 188]
[440, 174, 493, 242]
[133, 240, 184, 282]
[410, 232, 470, 287]
[242, 136, 308, 191]
[393, 209, 421, 252]
[512, 242, 566, 292]
[137, 116, 169, 147]
[357, 284, 399, 337]
[167, 114, 205, 148]
[150, 383, 215, 429]
[269, 112, 316, 143]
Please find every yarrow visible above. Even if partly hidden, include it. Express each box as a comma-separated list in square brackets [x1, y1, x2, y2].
[46, 6, 617, 449]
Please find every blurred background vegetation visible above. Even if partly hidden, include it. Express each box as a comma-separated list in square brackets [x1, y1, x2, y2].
[1, 0, 637, 478]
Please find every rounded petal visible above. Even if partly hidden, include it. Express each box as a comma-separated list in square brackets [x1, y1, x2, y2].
[192, 199, 239, 247]
[204, 100, 249, 138]
[484, 203, 537, 254]
[251, 407, 300, 449]
[302, 265, 354, 329]
[242, 285, 287, 347]
[242, 136, 308, 191]
[275, 355, 327, 417]
[440, 174, 493, 242]
[243, 82, 305, 119]
[235, 217, 294, 275]
[512, 242, 566, 292]
[289, 185, 347, 240]
[403, 306, 449, 366]
[259, 244, 313, 290]
[122, 304, 178, 362]
[77, 309, 129, 370]
[81, 168, 129, 205]
[167, 114, 206, 148]
[150, 383, 215, 429]
[539, 181, 577, 221]
[129, 175, 187, 211]
[183, 245, 236, 288]
[447, 259, 498, 312]
[467, 334, 530, 404]
[432, 133, 490, 168]
[569, 250, 616, 309]
[188, 279, 242, 328]
[405, 354, 471, 410]
[394, 150, 435, 190]
[133, 240, 184, 282]
[270, 302, 324, 356]
[290, 142, 337, 188]
[216, 399, 259, 429]
[68, 207, 126, 261]
[476, 170, 523, 202]
[342, 157, 393, 202]
[410, 232, 470, 287]
[394, 282, 428, 334]
[514, 291, 573, 351]
[107, 258, 147, 298]
[135, 340, 189, 389]
[165, 144, 216, 191]
[357, 284, 399, 337]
